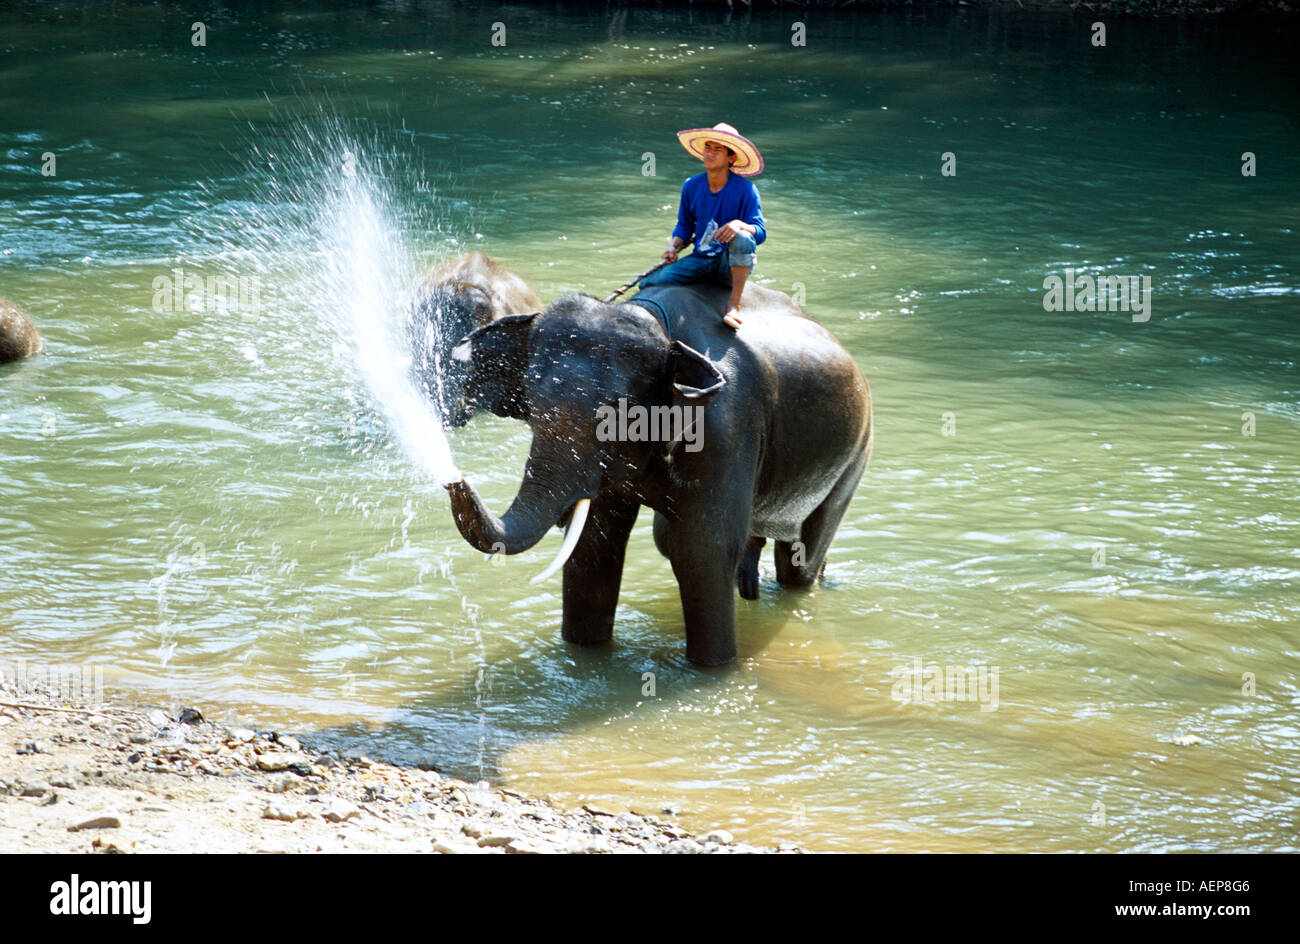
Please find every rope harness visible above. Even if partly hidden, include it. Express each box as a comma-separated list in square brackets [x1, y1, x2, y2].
[603, 258, 672, 303]
[625, 294, 672, 336]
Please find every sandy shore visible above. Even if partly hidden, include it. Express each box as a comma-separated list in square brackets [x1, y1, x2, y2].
[0, 680, 796, 854]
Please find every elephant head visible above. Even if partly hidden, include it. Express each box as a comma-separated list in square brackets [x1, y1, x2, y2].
[444, 293, 726, 581]
[407, 253, 544, 429]
[407, 280, 494, 427]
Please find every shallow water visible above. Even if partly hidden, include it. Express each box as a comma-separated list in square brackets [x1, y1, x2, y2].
[1, 2, 1297, 851]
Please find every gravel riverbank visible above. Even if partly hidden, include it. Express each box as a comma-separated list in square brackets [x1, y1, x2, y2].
[0, 681, 797, 854]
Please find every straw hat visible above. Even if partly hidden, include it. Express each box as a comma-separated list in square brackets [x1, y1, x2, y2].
[676, 122, 764, 177]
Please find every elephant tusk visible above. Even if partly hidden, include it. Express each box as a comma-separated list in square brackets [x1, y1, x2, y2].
[528, 498, 591, 585]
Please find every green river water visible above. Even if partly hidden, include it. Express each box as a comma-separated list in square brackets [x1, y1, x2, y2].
[1, 2, 1297, 851]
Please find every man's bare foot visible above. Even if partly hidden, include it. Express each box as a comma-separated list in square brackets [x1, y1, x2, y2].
[723, 306, 743, 330]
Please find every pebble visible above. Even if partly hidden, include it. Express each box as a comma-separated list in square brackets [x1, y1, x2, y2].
[477, 833, 520, 848]
[507, 838, 549, 854]
[276, 735, 301, 752]
[228, 728, 255, 743]
[128, 733, 151, 745]
[704, 829, 734, 845]
[433, 838, 481, 854]
[21, 780, 51, 797]
[666, 838, 703, 854]
[256, 753, 310, 772]
[262, 802, 298, 822]
[153, 724, 186, 747]
[177, 706, 204, 725]
[322, 799, 362, 823]
[68, 816, 122, 832]
[146, 709, 170, 727]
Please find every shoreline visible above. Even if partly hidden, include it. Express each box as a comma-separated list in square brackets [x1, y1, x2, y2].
[0, 680, 796, 854]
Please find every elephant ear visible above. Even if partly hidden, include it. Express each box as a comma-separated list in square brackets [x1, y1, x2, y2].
[669, 340, 726, 403]
[454, 311, 538, 419]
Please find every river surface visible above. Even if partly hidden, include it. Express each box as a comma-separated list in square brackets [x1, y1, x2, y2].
[2, 2, 1297, 851]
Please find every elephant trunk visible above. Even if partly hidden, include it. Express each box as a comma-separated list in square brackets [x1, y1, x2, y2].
[446, 478, 560, 555]
[446, 443, 599, 582]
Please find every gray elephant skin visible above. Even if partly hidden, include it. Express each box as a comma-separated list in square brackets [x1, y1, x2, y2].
[445, 281, 873, 666]
[407, 251, 540, 426]
[0, 298, 43, 364]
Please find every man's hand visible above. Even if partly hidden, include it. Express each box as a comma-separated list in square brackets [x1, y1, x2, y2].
[714, 220, 753, 244]
[661, 247, 679, 264]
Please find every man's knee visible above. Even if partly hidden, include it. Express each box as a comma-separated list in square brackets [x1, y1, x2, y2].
[728, 233, 757, 268]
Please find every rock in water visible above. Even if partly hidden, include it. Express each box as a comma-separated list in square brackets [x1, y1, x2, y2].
[0, 299, 43, 363]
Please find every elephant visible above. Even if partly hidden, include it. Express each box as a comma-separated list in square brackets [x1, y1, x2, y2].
[407, 251, 541, 427]
[444, 279, 873, 666]
[0, 298, 43, 364]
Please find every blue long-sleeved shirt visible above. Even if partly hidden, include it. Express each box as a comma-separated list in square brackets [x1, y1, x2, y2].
[671, 172, 767, 258]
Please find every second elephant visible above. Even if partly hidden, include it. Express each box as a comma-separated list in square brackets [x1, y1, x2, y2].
[407, 251, 541, 426]
[0, 298, 43, 364]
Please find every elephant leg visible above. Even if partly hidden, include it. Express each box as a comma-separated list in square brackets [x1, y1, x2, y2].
[775, 454, 867, 588]
[737, 536, 765, 601]
[561, 497, 640, 646]
[668, 518, 747, 666]
[652, 511, 672, 559]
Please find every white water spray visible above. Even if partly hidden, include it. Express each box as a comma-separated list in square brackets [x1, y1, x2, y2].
[313, 162, 461, 485]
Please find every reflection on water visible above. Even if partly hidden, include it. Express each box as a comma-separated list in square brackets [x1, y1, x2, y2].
[0, 2, 1297, 851]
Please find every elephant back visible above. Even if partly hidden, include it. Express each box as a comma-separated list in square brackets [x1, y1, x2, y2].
[0, 298, 43, 363]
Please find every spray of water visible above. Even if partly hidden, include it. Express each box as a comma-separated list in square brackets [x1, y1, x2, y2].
[190, 115, 467, 486]
[314, 161, 461, 485]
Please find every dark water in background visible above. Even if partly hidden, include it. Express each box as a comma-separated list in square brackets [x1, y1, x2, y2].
[1, 2, 1297, 850]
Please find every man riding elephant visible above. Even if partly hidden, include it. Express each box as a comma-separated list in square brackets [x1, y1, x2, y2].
[639, 122, 766, 330]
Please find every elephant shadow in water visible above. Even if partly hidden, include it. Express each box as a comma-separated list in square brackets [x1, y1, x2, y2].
[294, 584, 804, 781]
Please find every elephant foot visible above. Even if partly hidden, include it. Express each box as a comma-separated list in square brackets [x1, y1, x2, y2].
[562, 621, 614, 647]
[774, 543, 827, 588]
[686, 636, 738, 667]
[737, 536, 765, 601]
